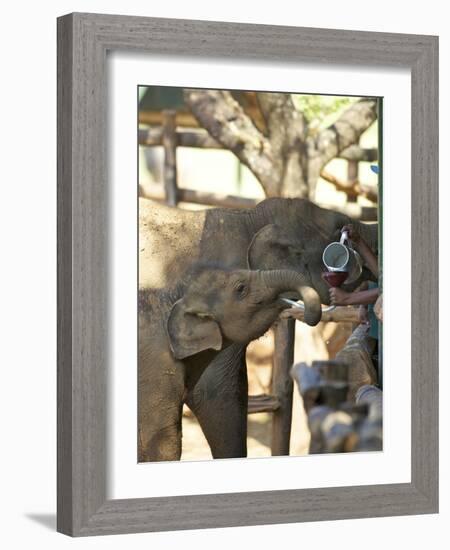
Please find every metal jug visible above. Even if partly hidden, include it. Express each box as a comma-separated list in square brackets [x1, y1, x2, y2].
[281, 231, 362, 315]
[322, 231, 362, 285]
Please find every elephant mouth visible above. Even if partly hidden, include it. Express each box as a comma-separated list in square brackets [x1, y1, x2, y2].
[279, 283, 337, 314]
[278, 290, 301, 303]
[194, 311, 214, 319]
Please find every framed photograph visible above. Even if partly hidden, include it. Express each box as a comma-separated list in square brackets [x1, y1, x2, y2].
[57, 13, 438, 536]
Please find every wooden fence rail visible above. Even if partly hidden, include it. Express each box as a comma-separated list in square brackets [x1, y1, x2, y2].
[139, 112, 378, 220]
[139, 126, 378, 162]
[281, 306, 361, 324]
[140, 186, 259, 210]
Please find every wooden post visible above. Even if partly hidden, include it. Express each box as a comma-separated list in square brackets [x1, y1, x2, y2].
[271, 318, 295, 455]
[281, 306, 361, 324]
[355, 384, 382, 421]
[162, 109, 178, 206]
[347, 160, 358, 203]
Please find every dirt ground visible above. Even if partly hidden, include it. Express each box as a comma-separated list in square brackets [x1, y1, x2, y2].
[181, 320, 352, 461]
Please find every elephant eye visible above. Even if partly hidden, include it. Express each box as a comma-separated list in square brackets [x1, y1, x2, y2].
[235, 282, 247, 297]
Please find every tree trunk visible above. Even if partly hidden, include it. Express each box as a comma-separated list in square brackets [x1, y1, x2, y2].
[184, 89, 377, 200]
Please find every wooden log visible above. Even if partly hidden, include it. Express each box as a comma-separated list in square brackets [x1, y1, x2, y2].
[320, 409, 355, 453]
[312, 360, 349, 384]
[281, 305, 361, 324]
[355, 384, 382, 421]
[340, 402, 369, 420]
[292, 363, 321, 395]
[353, 407, 383, 452]
[161, 110, 178, 206]
[247, 394, 280, 414]
[290, 363, 321, 412]
[307, 405, 334, 454]
[347, 160, 358, 203]
[291, 362, 349, 411]
[139, 126, 378, 162]
[140, 187, 260, 209]
[291, 361, 382, 454]
[356, 422, 383, 451]
[335, 324, 378, 401]
[178, 130, 221, 149]
[139, 127, 222, 149]
[270, 318, 295, 456]
[319, 384, 350, 409]
[139, 110, 198, 127]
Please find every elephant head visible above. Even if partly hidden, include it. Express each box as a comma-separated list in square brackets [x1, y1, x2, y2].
[247, 219, 377, 305]
[167, 267, 321, 359]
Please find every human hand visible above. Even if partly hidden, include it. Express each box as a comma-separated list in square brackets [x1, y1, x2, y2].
[279, 307, 305, 321]
[329, 287, 352, 306]
[341, 224, 361, 245]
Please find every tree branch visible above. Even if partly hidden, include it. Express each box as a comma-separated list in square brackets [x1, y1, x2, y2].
[320, 169, 378, 203]
[183, 89, 278, 195]
[339, 145, 378, 162]
[316, 99, 378, 166]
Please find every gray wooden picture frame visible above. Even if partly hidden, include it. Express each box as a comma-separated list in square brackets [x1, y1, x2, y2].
[57, 12, 439, 537]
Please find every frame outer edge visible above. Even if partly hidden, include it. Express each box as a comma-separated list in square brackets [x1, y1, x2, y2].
[58, 12, 110, 536]
[77, 484, 430, 536]
[74, 12, 109, 534]
[74, 11, 429, 65]
[410, 36, 439, 509]
[56, 12, 440, 536]
[57, 13, 75, 536]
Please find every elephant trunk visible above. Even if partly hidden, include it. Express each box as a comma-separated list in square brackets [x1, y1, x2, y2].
[261, 269, 322, 326]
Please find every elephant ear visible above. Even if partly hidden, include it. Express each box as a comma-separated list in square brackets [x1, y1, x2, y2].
[167, 299, 223, 360]
[247, 224, 299, 269]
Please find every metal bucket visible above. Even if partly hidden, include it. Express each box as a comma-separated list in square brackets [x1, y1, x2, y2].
[322, 231, 362, 284]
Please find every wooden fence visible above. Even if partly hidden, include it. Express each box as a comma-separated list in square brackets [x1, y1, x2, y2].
[139, 109, 379, 220]
[291, 361, 382, 453]
[139, 109, 376, 456]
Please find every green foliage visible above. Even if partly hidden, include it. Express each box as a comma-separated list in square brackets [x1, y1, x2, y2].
[138, 86, 148, 102]
[291, 94, 359, 130]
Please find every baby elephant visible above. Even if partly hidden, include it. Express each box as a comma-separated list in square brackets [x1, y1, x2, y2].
[138, 266, 321, 462]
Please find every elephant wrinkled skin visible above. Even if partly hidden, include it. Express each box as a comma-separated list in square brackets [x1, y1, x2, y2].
[139, 196, 377, 303]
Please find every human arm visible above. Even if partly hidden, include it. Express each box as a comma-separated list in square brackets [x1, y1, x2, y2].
[280, 305, 363, 323]
[329, 286, 379, 306]
[341, 224, 379, 278]
[356, 240, 379, 278]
